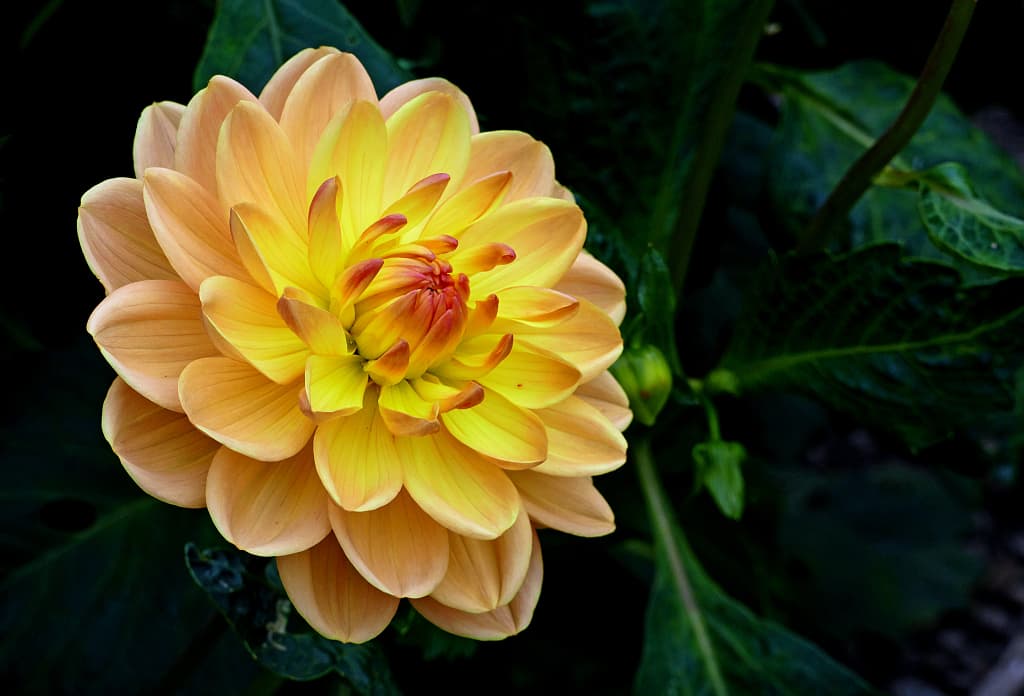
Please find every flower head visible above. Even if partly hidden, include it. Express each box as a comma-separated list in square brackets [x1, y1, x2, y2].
[80, 47, 630, 642]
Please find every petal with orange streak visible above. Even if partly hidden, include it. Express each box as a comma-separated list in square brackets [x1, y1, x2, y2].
[531, 395, 627, 477]
[176, 76, 259, 194]
[280, 52, 376, 175]
[88, 280, 219, 412]
[412, 529, 543, 640]
[476, 343, 580, 410]
[133, 101, 184, 177]
[429, 505, 532, 613]
[401, 429, 520, 540]
[378, 380, 440, 437]
[259, 46, 341, 120]
[553, 251, 627, 326]
[382, 92, 471, 208]
[380, 77, 480, 134]
[143, 167, 247, 290]
[78, 178, 177, 293]
[217, 101, 306, 237]
[451, 198, 584, 298]
[574, 370, 633, 432]
[330, 490, 449, 598]
[494, 286, 579, 327]
[422, 170, 512, 239]
[179, 356, 313, 461]
[508, 470, 615, 537]
[441, 388, 547, 467]
[461, 131, 555, 202]
[200, 276, 309, 384]
[278, 537, 399, 644]
[278, 290, 351, 356]
[206, 444, 330, 556]
[102, 378, 218, 508]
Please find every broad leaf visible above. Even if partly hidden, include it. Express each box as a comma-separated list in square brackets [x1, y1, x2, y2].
[194, 0, 409, 93]
[714, 244, 1024, 450]
[693, 441, 745, 520]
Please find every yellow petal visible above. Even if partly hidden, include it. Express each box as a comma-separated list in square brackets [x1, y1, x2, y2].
[78, 178, 177, 293]
[200, 276, 309, 384]
[401, 429, 520, 539]
[217, 101, 306, 237]
[143, 167, 247, 291]
[441, 388, 547, 467]
[477, 343, 580, 410]
[451, 198, 584, 297]
[176, 76, 259, 194]
[277, 288, 351, 356]
[206, 444, 330, 556]
[430, 333, 513, 382]
[307, 176, 345, 288]
[429, 506, 532, 613]
[508, 470, 615, 537]
[179, 357, 313, 461]
[495, 286, 579, 327]
[411, 529, 543, 640]
[531, 396, 627, 477]
[330, 489, 449, 598]
[259, 46, 341, 120]
[280, 52, 376, 175]
[379, 77, 479, 134]
[230, 202, 323, 298]
[383, 92, 471, 207]
[422, 170, 512, 239]
[410, 375, 484, 413]
[461, 131, 555, 202]
[305, 354, 368, 417]
[102, 378, 217, 508]
[87, 279, 218, 412]
[574, 370, 633, 432]
[133, 101, 184, 177]
[278, 537, 400, 643]
[378, 380, 440, 436]
[553, 251, 627, 326]
[382, 173, 451, 233]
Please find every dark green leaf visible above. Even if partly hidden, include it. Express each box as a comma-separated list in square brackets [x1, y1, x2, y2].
[194, 0, 409, 93]
[693, 441, 746, 519]
[185, 545, 400, 694]
[716, 244, 1024, 450]
[637, 247, 684, 375]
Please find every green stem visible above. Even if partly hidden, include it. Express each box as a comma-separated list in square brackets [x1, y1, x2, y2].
[796, 0, 977, 254]
[702, 396, 721, 441]
[635, 437, 727, 696]
[666, 0, 775, 295]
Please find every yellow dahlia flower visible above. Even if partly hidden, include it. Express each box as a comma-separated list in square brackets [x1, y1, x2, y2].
[79, 46, 630, 642]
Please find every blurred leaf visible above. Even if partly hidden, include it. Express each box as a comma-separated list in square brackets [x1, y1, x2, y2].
[194, 0, 409, 93]
[394, 0, 421, 27]
[716, 244, 1024, 450]
[637, 248, 683, 375]
[185, 545, 400, 693]
[693, 441, 746, 520]
[391, 608, 478, 662]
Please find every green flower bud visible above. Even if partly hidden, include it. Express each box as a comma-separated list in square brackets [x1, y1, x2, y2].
[611, 344, 673, 426]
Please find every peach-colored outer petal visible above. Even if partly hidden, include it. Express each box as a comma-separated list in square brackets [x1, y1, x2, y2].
[259, 46, 341, 120]
[441, 388, 547, 467]
[508, 470, 615, 537]
[133, 101, 185, 178]
[461, 131, 555, 202]
[554, 251, 627, 326]
[87, 279, 219, 412]
[78, 178, 178, 293]
[429, 505, 533, 613]
[102, 378, 218, 508]
[278, 537, 400, 644]
[531, 396, 627, 477]
[178, 357, 313, 462]
[329, 490, 449, 598]
[206, 444, 330, 556]
[412, 529, 543, 640]
[575, 370, 633, 432]
[379, 77, 480, 135]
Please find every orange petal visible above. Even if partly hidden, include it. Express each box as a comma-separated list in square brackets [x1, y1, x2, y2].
[429, 506, 532, 613]
[87, 279, 218, 412]
[280, 52, 376, 175]
[230, 202, 323, 298]
[531, 396, 627, 477]
[461, 131, 555, 202]
[179, 356, 313, 461]
[441, 388, 547, 467]
[508, 470, 615, 537]
[330, 489, 449, 598]
[305, 354, 368, 418]
[422, 170, 512, 239]
[78, 177, 177, 293]
[259, 46, 341, 120]
[401, 429, 520, 539]
[364, 339, 410, 387]
[143, 167, 247, 291]
[411, 376, 484, 413]
[200, 276, 309, 384]
[379, 77, 480, 134]
[382, 173, 450, 231]
[494, 286, 579, 326]
[278, 288, 351, 356]
[278, 537, 400, 643]
[477, 343, 580, 410]
[411, 528, 543, 639]
[553, 251, 627, 326]
[307, 176, 345, 288]
[206, 444, 330, 556]
[431, 333, 513, 382]
[102, 378, 217, 508]
[575, 370, 633, 431]
[133, 101, 184, 177]
[378, 380, 440, 436]
[176, 76, 259, 194]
